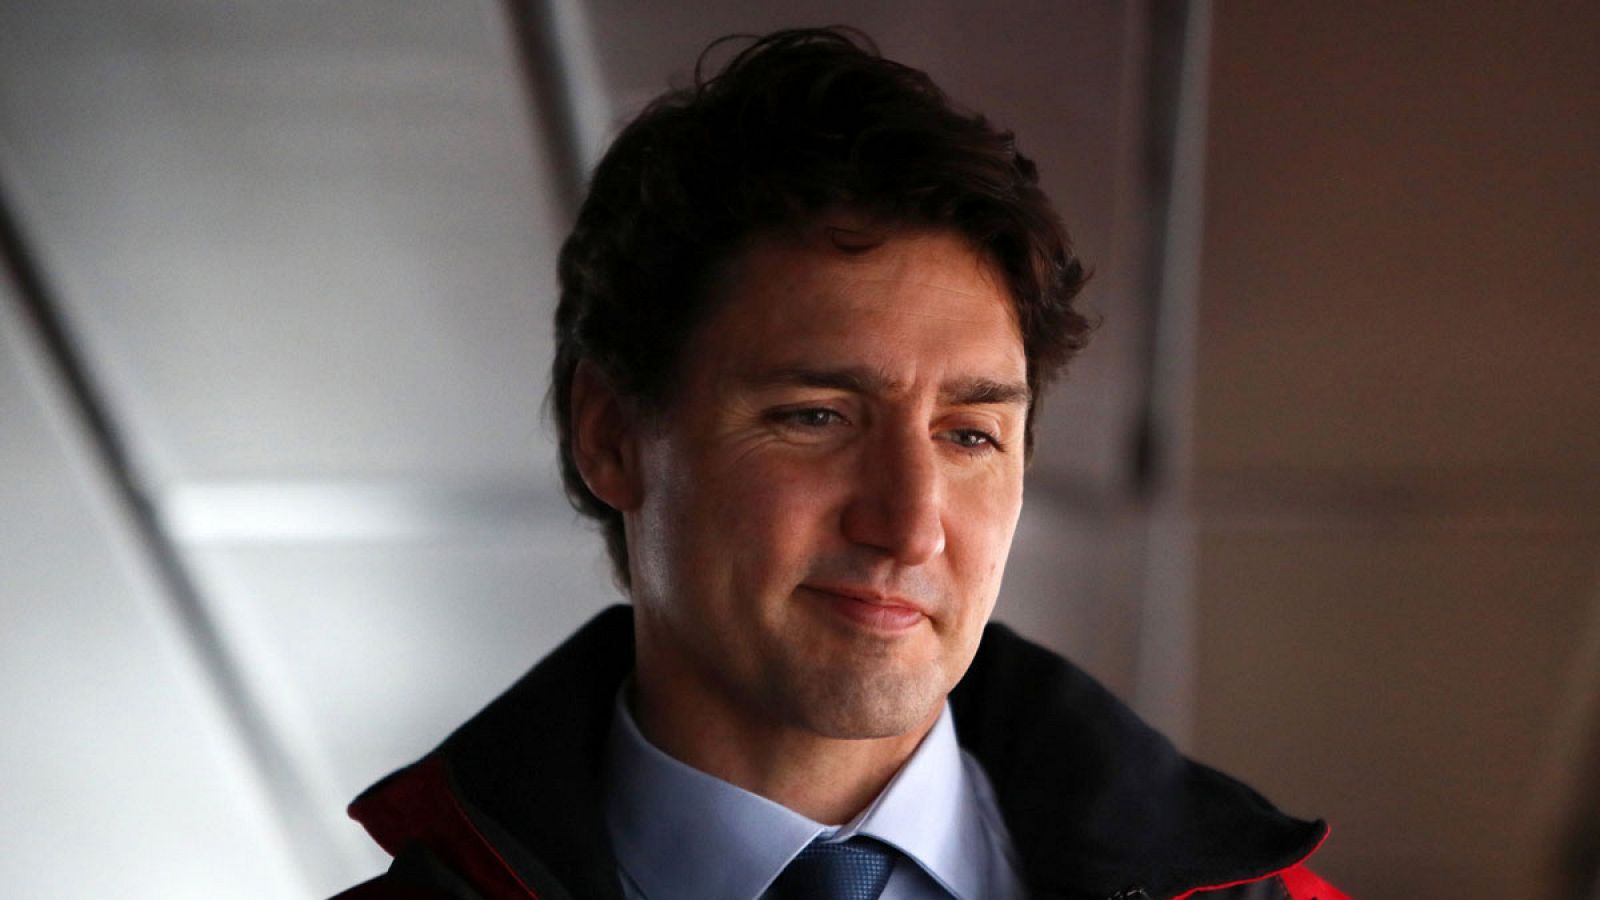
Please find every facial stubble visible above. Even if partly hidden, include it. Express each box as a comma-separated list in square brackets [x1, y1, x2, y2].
[747, 623, 958, 741]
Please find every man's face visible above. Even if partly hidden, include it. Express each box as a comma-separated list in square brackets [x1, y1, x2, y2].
[625, 228, 1029, 742]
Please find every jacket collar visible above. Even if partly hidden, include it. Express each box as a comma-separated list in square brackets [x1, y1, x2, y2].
[351, 605, 1324, 900]
[950, 620, 1324, 899]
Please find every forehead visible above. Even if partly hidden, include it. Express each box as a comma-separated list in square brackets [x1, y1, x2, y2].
[696, 228, 1024, 366]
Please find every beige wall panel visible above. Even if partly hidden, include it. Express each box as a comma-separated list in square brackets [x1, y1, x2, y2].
[1192, 528, 1597, 899]
[1194, 4, 1600, 895]
[1198, 1, 1600, 474]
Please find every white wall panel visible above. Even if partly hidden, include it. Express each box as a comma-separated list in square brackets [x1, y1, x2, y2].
[0, 1, 564, 483]
[1, 279, 305, 898]
[183, 523, 618, 811]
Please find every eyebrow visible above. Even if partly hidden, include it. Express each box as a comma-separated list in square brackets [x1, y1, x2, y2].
[741, 365, 1032, 407]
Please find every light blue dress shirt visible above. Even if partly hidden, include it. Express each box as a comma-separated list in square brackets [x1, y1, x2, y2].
[604, 689, 1025, 900]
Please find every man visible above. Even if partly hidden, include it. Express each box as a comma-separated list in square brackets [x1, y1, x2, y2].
[338, 28, 1345, 900]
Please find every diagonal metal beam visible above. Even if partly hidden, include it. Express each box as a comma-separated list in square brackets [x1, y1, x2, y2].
[501, 0, 607, 224]
[1128, 0, 1214, 744]
[1128, 0, 1206, 502]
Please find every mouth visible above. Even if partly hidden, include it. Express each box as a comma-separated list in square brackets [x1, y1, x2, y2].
[801, 582, 929, 633]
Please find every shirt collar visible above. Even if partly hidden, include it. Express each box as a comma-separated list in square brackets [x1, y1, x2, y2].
[844, 704, 990, 899]
[604, 685, 987, 900]
[604, 687, 822, 900]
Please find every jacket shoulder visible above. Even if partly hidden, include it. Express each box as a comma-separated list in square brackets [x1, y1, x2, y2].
[330, 841, 498, 900]
[1181, 864, 1348, 899]
[330, 873, 463, 900]
[953, 621, 1333, 900]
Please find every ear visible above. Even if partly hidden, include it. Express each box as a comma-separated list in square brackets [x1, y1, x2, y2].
[570, 359, 644, 512]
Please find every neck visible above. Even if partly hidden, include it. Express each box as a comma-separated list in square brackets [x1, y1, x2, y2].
[630, 669, 940, 825]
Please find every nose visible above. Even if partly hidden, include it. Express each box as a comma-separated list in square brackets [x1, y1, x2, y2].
[840, 427, 946, 566]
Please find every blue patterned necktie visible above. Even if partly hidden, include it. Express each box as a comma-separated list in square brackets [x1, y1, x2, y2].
[766, 836, 896, 899]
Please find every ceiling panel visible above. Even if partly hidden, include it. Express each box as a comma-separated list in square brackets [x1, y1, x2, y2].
[0, 0, 565, 483]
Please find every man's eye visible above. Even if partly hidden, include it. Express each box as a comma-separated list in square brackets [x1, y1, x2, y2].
[773, 408, 846, 428]
[948, 429, 1002, 451]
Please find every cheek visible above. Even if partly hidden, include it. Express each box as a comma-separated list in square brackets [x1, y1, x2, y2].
[633, 437, 733, 593]
[672, 452, 842, 601]
[726, 464, 838, 563]
[949, 471, 1024, 592]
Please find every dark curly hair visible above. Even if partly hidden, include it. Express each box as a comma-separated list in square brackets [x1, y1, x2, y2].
[551, 27, 1092, 587]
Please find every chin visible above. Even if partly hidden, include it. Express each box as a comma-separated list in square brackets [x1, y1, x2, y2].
[780, 661, 948, 740]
